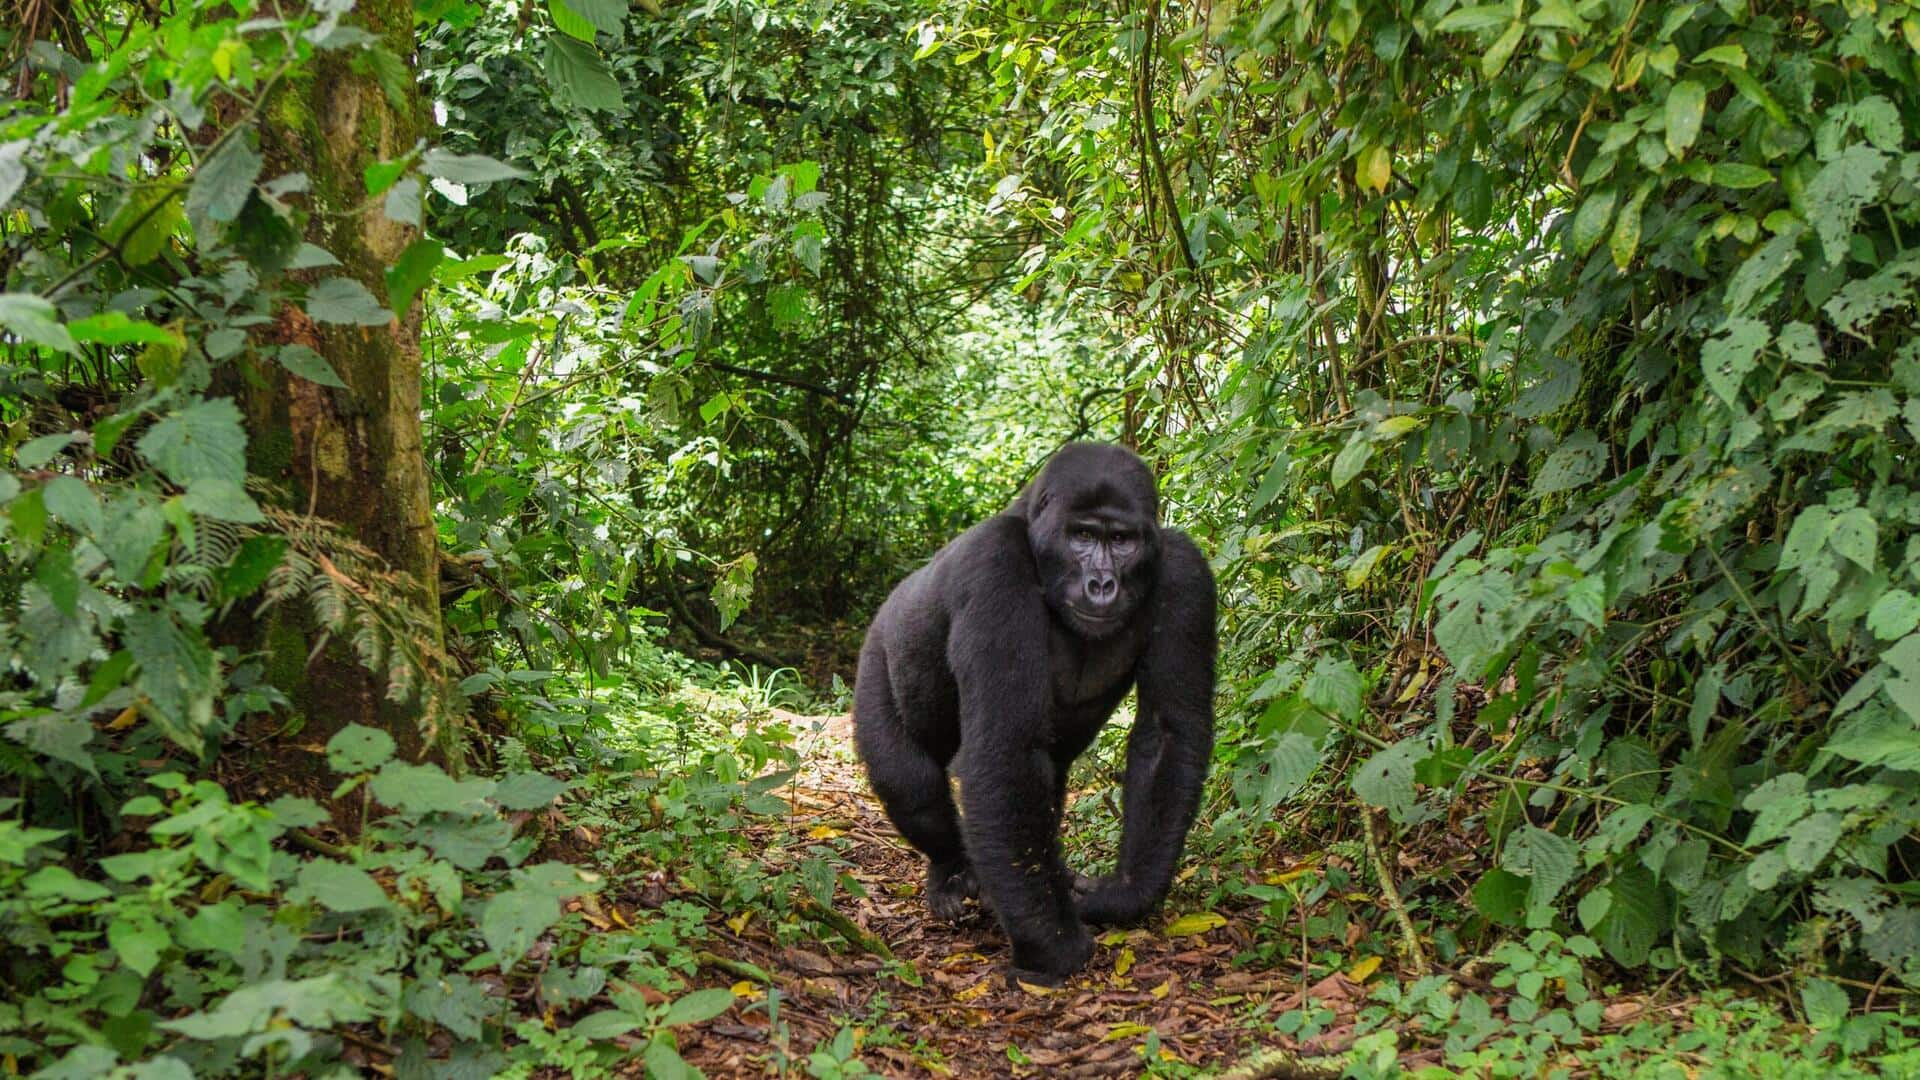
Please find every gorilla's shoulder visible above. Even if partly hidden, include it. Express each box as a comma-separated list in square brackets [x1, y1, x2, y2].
[1157, 529, 1216, 599]
[929, 514, 1034, 579]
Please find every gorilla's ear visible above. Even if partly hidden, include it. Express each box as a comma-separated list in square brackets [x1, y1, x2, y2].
[1008, 483, 1050, 519]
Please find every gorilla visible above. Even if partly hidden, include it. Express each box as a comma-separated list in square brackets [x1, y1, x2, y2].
[853, 442, 1216, 984]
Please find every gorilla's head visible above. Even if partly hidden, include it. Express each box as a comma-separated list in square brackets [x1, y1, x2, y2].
[1019, 442, 1160, 639]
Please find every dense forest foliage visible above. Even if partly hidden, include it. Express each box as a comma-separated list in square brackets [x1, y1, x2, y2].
[3, 0, 1919, 1074]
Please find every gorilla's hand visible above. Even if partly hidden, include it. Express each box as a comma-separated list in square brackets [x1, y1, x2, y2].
[1073, 873, 1155, 925]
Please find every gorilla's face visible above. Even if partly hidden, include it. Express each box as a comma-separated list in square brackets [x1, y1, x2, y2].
[1025, 444, 1160, 640]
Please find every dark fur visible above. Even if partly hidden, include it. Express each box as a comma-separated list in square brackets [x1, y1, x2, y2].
[853, 443, 1217, 983]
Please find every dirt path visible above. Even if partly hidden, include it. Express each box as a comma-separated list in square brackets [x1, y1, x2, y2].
[676, 715, 1365, 1078]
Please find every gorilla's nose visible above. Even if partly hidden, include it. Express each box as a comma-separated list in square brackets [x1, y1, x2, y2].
[1084, 573, 1118, 608]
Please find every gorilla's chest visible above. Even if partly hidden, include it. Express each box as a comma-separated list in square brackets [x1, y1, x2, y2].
[1047, 623, 1145, 711]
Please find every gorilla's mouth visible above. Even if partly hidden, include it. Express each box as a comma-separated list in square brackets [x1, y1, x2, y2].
[1066, 605, 1126, 632]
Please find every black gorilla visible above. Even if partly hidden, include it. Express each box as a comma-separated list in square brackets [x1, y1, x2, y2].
[853, 442, 1216, 983]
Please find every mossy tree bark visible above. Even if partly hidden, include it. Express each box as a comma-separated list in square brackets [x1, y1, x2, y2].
[243, 1, 455, 772]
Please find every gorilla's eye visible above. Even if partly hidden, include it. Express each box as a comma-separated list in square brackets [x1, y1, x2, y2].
[1072, 527, 1097, 544]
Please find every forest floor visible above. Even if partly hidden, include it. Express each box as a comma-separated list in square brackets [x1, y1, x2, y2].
[662, 711, 1418, 1078]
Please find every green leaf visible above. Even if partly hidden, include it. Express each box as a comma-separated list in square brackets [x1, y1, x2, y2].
[307, 277, 393, 326]
[108, 916, 172, 977]
[1724, 227, 1802, 315]
[122, 607, 216, 751]
[1700, 317, 1768, 406]
[1609, 187, 1645, 270]
[1597, 867, 1666, 967]
[1805, 144, 1889, 265]
[106, 188, 183, 267]
[643, 1040, 697, 1080]
[544, 36, 624, 112]
[1867, 590, 1920, 641]
[293, 859, 393, 912]
[43, 475, 103, 535]
[327, 723, 397, 773]
[372, 761, 496, 814]
[181, 479, 264, 523]
[662, 987, 736, 1026]
[1824, 708, 1920, 771]
[1783, 811, 1842, 874]
[572, 1009, 643, 1039]
[1570, 188, 1616, 255]
[384, 177, 422, 227]
[420, 150, 529, 184]
[386, 237, 445, 314]
[1533, 430, 1604, 495]
[4, 713, 98, 777]
[219, 534, 286, 601]
[24, 864, 111, 901]
[1802, 979, 1850, 1029]
[480, 887, 560, 969]
[187, 136, 263, 226]
[1829, 507, 1877, 571]
[1664, 80, 1706, 157]
[275, 344, 348, 388]
[1352, 739, 1427, 822]
[0, 292, 77, 354]
[549, 0, 599, 39]
[1711, 162, 1773, 190]
[364, 158, 408, 197]
[1330, 432, 1373, 490]
[1435, 4, 1508, 32]
[1262, 732, 1322, 806]
[1481, 20, 1524, 78]
[1303, 656, 1363, 720]
[1471, 869, 1529, 926]
[1502, 825, 1578, 912]
[137, 398, 248, 489]
[67, 311, 183, 347]
[494, 771, 570, 810]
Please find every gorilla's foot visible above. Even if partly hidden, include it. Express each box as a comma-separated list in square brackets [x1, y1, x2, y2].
[925, 860, 979, 922]
[1005, 922, 1094, 987]
[1073, 873, 1153, 925]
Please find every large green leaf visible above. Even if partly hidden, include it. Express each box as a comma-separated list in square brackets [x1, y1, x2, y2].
[544, 36, 624, 112]
[137, 398, 248, 490]
[186, 135, 262, 227]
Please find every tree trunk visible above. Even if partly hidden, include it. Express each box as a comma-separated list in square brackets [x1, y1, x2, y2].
[242, 0, 455, 772]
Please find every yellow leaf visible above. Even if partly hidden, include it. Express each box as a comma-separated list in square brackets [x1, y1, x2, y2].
[726, 911, 751, 934]
[1265, 860, 1318, 885]
[1151, 979, 1172, 999]
[1098, 929, 1131, 947]
[807, 825, 843, 839]
[609, 906, 631, 929]
[730, 980, 756, 996]
[1165, 911, 1227, 937]
[1114, 947, 1135, 978]
[106, 706, 139, 731]
[1348, 955, 1383, 982]
[955, 981, 993, 1002]
[1014, 979, 1059, 995]
[1357, 143, 1393, 195]
[1102, 1022, 1153, 1042]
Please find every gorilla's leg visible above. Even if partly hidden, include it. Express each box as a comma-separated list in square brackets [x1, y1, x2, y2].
[853, 661, 973, 921]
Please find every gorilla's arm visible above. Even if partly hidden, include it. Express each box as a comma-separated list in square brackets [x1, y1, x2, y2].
[948, 524, 1093, 979]
[1077, 530, 1217, 925]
